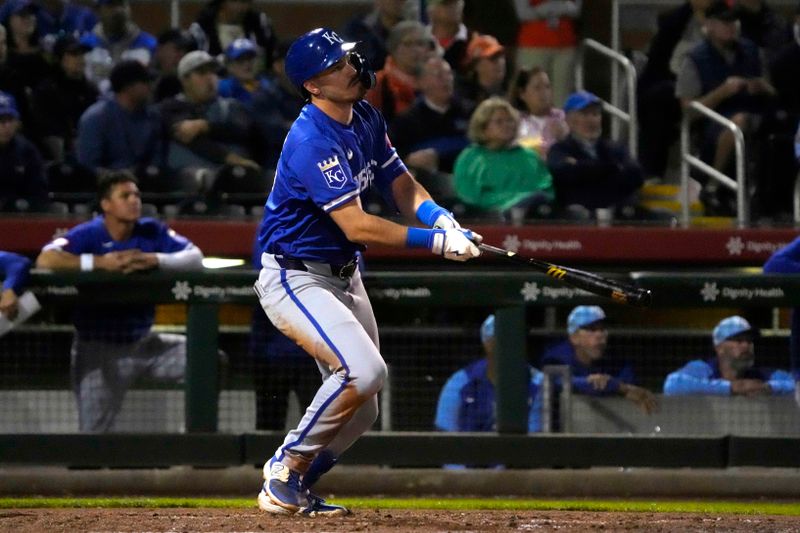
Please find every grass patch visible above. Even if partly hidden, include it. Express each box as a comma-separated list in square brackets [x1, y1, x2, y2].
[1, 497, 799, 515]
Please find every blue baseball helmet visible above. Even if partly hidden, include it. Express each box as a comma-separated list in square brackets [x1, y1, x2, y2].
[285, 28, 357, 90]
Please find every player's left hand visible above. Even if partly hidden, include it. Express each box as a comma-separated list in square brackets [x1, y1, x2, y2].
[0, 288, 19, 320]
[621, 383, 659, 415]
[432, 229, 482, 262]
[432, 211, 461, 230]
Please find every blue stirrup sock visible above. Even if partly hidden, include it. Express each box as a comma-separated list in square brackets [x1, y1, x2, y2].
[303, 449, 338, 490]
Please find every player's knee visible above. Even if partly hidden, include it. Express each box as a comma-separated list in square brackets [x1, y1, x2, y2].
[352, 358, 387, 396]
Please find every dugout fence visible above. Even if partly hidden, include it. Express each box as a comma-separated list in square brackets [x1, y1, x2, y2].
[1, 269, 799, 467]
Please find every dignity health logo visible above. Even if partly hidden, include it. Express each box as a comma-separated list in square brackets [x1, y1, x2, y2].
[318, 155, 347, 190]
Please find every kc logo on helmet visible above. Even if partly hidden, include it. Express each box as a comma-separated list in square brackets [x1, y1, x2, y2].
[318, 155, 347, 189]
[321, 31, 344, 45]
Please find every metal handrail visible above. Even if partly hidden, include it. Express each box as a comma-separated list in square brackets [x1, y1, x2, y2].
[794, 170, 800, 224]
[680, 101, 747, 228]
[575, 38, 638, 157]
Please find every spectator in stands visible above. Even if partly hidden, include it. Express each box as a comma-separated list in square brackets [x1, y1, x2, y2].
[541, 305, 658, 414]
[675, 0, 777, 216]
[462, 0, 519, 48]
[152, 28, 194, 103]
[31, 34, 98, 162]
[366, 20, 436, 125]
[81, 0, 157, 91]
[770, 5, 800, 122]
[188, 0, 276, 70]
[35, 171, 204, 432]
[637, 0, 712, 178]
[763, 237, 800, 383]
[341, 0, 409, 71]
[513, 0, 581, 107]
[426, 0, 470, 75]
[0, 250, 31, 320]
[0, 91, 48, 213]
[77, 60, 163, 190]
[547, 90, 645, 221]
[0, 0, 96, 46]
[0, 23, 35, 139]
[389, 55, 470, 199]
[734, 0, 790, 61]
[509, 66, 568, 158]
[435, 314, 544, 433]
[1, 0, 51, 106]
[664, 315, 794, 396]
[160, 50, 266, 199]
[249, 239, 317, 431]
[218, 38, 266, 103]
[456, 33, 508, 110]
[454, 97, 554, 222]
[248, 39, 303, 170]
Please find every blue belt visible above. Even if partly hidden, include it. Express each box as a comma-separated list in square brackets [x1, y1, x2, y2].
[275, 255, 358, 280]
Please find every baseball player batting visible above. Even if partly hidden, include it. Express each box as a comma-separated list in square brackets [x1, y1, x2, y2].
[253, 28, 481, 516]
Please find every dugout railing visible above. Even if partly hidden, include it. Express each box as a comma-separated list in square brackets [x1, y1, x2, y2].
[1, 268, 799, 468]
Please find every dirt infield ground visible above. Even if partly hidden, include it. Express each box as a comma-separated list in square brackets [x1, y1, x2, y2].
[4, 508, 800, 532]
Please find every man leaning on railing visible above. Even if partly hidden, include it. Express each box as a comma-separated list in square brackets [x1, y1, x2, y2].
[35, 170, 204, 432]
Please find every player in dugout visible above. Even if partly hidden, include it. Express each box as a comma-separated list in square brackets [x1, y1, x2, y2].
[541, 305, 658, 414]
[0, 250, 31, 320]
[35, 170, 204, 432]
[252, 28, 481, 517]
[663, 315, 795, 396]
[435, 314, 543, 434]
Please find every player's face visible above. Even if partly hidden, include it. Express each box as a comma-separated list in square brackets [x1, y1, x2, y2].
[570, 323, 608, 362]
[566, 105, 602, 143]
[716, 334, 755, 374]
[521, 71, 553, 114]
[102, 181, 142, 222]
[307, 54, 366, 103]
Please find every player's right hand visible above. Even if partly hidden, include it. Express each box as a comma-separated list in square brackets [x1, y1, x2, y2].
[430, 229, 481, 262]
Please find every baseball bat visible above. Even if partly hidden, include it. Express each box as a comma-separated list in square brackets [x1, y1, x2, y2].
[478, 243, 652, 307]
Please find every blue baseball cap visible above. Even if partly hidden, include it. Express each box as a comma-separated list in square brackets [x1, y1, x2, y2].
[480, 314, 495, 343]
[0, 91, 20, 119]
[563, 90, 602, 113]
[226, 38, 258, 61]
[713, 316, 753, 346]
[567, 305, 606, 334]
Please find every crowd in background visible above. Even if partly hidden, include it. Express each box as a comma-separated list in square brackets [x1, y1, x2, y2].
[0, 0, 798, 223]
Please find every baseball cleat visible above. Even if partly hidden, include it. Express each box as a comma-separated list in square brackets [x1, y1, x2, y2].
[300, 492, 351, 517]
[262, 459, 307, 513]
[257, 482, 294, 515]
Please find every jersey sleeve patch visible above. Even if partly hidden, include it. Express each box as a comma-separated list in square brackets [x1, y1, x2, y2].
[317, 154, 348, 190]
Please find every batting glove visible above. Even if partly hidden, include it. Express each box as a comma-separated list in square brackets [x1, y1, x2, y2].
[432, 211, 461, 230]
[430, 229, 482, 262]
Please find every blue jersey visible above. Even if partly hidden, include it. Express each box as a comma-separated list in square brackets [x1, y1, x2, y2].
[257, 100, 407, 264]
[435, 358, 543, 433]
[541, 339, 637, 395]
[45, 216, 192, 342]
[0, 251, 31, 295]
[764, 236, 800, 380]
[663, 358, 795, 396]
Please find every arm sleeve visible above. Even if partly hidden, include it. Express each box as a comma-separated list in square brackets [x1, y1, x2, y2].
[663, 360, 731, 396]
[766, 369, 796, 396]
[435, 370, 468, 432]
[0, 252, 31, 294]
[156, 244, 204, 270]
